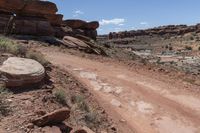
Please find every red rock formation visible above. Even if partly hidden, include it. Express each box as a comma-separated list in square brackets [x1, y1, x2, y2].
[62, 19, 99, 40]
[13, 16, 54, 36]
[44, 14, 63, 26]
[18, 0, 58, 16]
[63, 19, 87, 29]
[0, 0, 99, 39]
[0, 0, 57, 16]
[109, 24, 200, 39]
[0, 11, 13, 33]
[0, 0, 24, 12]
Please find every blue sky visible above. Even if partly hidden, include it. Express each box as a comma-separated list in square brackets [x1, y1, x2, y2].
[51, 0, 200, 34]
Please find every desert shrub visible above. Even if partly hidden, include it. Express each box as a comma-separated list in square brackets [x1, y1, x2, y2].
[0, 37, 15, 53]
[0, 37, 27, 55]
[71, 95, 89, 112]
[16, 45, 27, 55]
[0, 86, 11, 117]
[78, 100, 90, 112]
[185, 46, 192, 50]
[140, 58, 147, 65]
[26, 51, 49, 66]
[71, 94, 84, 103]
[54, 89, 67, 105]
[85, 111, 100, 125]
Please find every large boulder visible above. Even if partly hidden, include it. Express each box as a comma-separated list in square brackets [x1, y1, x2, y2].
[0, 57, 45, 87]
[63, 19, 87, 29]
[85, 21, 99, 30]
[13, 16, 54, 36]
[18, 0, 58, 17]
[32, 108, 70, 127]
[0, 0, 57, 16]
[63, 19, 99, 30]
[63, 36, 89, 49]
[44, 14, 63, 26]
[62, 19, 99, 40]
[84, 30, 97, 40]
[53, 26, 73, 38]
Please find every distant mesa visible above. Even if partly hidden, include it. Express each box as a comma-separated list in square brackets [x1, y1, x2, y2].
[108, 24, 200, 39]
[0, 0, 99, 40]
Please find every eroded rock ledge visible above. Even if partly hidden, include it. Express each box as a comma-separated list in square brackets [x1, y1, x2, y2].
[0, 0, 99, 40]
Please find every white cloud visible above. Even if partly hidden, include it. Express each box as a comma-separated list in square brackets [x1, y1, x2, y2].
[73, 10, 84, 17]
[100, 18, 125, 26]
[114, 27, 122, 32]
[140, 22, 149, 27]
[131, 27, 136, 29]
[118, 23, 124, 26]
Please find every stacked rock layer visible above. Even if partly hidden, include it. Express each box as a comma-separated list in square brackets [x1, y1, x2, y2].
[0, 0, 99, 39]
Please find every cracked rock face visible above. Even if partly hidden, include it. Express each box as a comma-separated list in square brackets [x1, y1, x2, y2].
[0, 57, 45, 87]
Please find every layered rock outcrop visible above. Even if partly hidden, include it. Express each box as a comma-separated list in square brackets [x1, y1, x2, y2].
[0, 0, 99, 40]
[109, 24, 200, 39]
[14, 16, 54, 36]
[0, 11, 13, 33]
[57, 19, 99, 40]
[63, 19, 99, 30]
[0, 0, 60, 36]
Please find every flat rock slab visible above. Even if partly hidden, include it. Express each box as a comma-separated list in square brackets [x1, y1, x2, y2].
[63, 36, 89, 49]
[32, 108, 70, 127]
[0, 57, 45, 87]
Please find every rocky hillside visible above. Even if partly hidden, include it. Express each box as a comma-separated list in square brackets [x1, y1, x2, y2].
[0, 35, 118, 133]
[0, 0, 121, 133]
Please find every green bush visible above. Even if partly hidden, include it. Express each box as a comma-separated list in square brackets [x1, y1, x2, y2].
[0, 37, 27, 55]
[0, 86, 11, 116]
[85, 111, 99, 125]
[0, 37, 15, 53]
[71, 95, 89, 112]
[54, 89, 67, 105]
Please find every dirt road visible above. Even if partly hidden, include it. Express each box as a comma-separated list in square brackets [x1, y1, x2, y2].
[41, 48, 200, 133]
